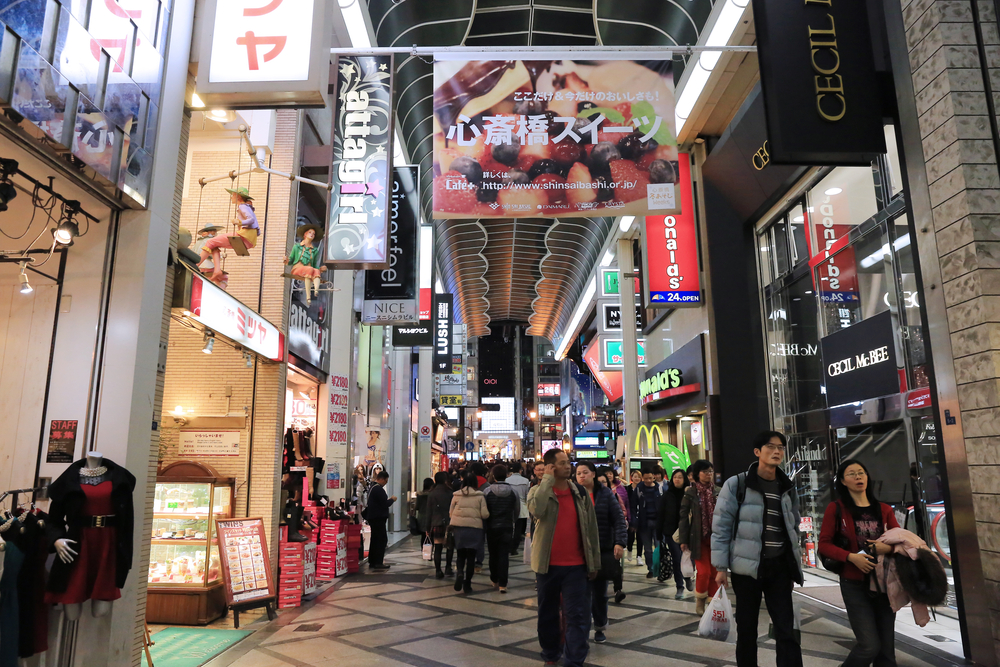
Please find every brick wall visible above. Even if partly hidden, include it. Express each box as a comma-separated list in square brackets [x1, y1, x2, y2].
[899, 0, 1000, 661]
[159, 110, 297, 583]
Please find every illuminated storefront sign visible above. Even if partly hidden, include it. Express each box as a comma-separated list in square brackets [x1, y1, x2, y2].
[821, 311, 899, 406]
[363, 166, 420, 323]
[537, 383, 561, 397]
[599, 336, 647, 371]
[643, 154, 701, 307]
[433, 294, 454, 373]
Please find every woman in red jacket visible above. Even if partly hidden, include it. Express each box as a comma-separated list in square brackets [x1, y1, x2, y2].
[818, 459, 899, 667]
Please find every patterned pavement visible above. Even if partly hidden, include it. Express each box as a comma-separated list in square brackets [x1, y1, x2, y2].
[206, 535, 964, 667]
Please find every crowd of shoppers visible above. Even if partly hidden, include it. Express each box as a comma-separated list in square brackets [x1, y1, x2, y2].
[369, 428, 919, 667]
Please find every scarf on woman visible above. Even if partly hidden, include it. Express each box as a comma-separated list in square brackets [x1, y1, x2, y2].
[696, 482, 716, 539]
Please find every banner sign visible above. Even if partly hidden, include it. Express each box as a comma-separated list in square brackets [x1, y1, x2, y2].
[432, 56, 678, 219]
[600, 268, 640, 297]
[821, 311, 899, 407]
[657, 441, 692, 472]
[216, 517, 275, 607]
[433, 294, 454, 373]
[644, 153, 701, 307]
[599, 336, 647, 371]
[583, 337, 623, 403]
[363, 166, 420, 323]
[752, 0, 886, 164]
[185, 271, 285, 361]
[599, 299, 644, 333]
[328, 373, 349, 446]
[392, 323, 433, 347]
[325, 54, 394, 269]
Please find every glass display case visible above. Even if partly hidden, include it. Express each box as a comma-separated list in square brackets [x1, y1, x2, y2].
[146, 461, 234, 625]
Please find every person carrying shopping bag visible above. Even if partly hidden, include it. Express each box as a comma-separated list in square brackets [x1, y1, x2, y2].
[679, 459, 720, 614]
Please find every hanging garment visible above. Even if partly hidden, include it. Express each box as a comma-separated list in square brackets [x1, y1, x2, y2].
[17, 512, 47, 657]
[45, 481, 122, 604]
[0, 540, 24, 667]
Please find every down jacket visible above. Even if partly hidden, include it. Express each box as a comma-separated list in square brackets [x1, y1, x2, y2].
[592, 483, 627, 553]
[710, 464, 803, 584]
[484, 482, 519, 535]
[449, 488, 489, 529]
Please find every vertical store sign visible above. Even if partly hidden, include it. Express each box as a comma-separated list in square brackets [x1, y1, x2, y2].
[362, 166, 420, 323]
[328, 373, 349, 446]
[643, 154, 701, 307]
[197, 0, 329, 106]
[325, 54, 394, 269]
[433, 294, 454, 373]
[751, 0, 886, 164]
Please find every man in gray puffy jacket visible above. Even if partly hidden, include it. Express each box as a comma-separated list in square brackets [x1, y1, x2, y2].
[712, 431, 803, 667]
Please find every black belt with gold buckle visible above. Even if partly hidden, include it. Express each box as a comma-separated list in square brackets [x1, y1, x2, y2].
[74, 514, 117, 528]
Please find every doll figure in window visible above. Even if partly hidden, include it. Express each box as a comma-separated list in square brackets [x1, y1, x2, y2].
[199, 187, 259, 283]
[286, 224, 325, 304]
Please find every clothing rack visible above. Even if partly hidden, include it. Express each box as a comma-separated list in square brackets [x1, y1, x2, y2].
[0, 485, 48, 508]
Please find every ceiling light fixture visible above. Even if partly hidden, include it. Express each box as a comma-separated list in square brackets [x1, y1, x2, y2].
[18, 262, 31, 294]
[52, 201, 82, 245]
[202, 332, 215, 354]
[555, 276, 597, 360]
[341, 0, 373, 48]
[0, 158, 19, 212]
[600, 249, 615, 267]
[207, 109, 236, 123]
[824, 187, 843, 196]
[675, 0, 751, 134]
[191, 93, 206, 108]
[245, 352, 253, 368]
[619, 216, 635, 232]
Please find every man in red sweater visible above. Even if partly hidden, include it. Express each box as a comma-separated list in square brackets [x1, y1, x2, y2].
[527, 449, 600, 667]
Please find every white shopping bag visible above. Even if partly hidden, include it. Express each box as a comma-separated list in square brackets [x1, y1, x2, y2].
[522, 533, 532, 565]
[698, 587, 736, 643]
[680, 550, 696, 578]
[422, 536, 433, 561]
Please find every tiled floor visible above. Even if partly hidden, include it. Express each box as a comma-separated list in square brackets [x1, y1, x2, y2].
[204, 536, 966, 667]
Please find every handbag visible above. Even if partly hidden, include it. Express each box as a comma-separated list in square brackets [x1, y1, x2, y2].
[819, 502, 848, 574]
[658, 540, 674, 582]
[421, 536, 433, 561]
[598, 551, 622, 581]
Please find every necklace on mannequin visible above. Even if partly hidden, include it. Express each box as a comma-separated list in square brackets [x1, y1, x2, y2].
[80, 465, 107, 477]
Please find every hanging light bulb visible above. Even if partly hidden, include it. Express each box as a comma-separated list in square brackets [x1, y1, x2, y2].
[18, 262, 31, 294]
[52, 204, 81, 246]
[202, 332, 215, 354]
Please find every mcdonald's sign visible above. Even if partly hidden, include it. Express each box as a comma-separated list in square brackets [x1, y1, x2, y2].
[634, 424, 665, 455]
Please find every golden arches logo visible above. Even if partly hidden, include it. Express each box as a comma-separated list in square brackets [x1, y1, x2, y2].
[634, 424, 664, 453]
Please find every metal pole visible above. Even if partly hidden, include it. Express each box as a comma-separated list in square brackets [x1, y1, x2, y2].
[617, 237, 642, 459]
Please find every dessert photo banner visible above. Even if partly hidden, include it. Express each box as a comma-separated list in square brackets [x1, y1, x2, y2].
[432, 55, 678, 220]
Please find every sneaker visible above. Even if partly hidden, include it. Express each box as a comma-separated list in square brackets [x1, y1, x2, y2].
[675, 588, 685, 600]
[636, 556, 644, 568]
[685, 577, 694, 591]
[646, 571, 655, 579]
[626, 551, 633, 561]
[594, 630, 606, 644]
[614, 591, 626, 604]
[499, 587, 507, 594]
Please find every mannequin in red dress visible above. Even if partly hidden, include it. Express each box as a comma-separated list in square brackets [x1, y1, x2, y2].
[52, 452, 115, 619]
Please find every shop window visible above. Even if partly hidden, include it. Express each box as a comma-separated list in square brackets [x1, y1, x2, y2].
[890, 214, 929, 390]
[788, 203, 809, 267]
[763, 272, 825, 420]
[813, 225, 890, 336]
[806, 166, 879, 258]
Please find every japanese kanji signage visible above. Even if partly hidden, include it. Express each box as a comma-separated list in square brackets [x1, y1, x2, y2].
[599, 336, 647, 371]
[197, 0, 330, 107]
[363, 166, 420, 323]
[328, 373, 349, 446]
[433, 294, 454, 373]
[432, 56, 678, 219]
[46, 420, 78, 463]
[325, 54, 395, 269]
[183, 270, 285, 361]
[642, 154, 701, 307]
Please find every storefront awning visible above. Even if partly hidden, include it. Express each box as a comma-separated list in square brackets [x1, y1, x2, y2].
[172, 264, 285, 362]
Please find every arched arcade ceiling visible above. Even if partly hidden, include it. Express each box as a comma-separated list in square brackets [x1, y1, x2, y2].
[366, 0, 719, 340]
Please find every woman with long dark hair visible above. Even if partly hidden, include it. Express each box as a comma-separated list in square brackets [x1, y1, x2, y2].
[818, 459, 899, 666]
[678, 459, 720, 614]
[425, 472, 455, 578]
[626, 469, 643, 564]
[657, 468, 692, 598]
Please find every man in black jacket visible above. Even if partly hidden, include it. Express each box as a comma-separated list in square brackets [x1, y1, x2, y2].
[366, 470, 396, 571]
[483, 464, 519, 591]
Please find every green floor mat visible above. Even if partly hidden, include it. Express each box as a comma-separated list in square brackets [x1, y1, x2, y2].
[141, 628, 251, 667]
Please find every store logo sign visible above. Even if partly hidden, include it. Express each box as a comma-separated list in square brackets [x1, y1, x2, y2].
[640, 369, 683, 400]
[752, 141, 770, 170]
[821, 311, 899, 407]
[827, 345, 890, 376]
[643, 155, 701, 307]
[433, 293, 454, 373]
[188, 272, 284, 361]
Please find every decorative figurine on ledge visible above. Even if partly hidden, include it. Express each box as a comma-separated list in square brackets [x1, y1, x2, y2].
[199, 187, 259, 284]
[285, 223, 325, 304]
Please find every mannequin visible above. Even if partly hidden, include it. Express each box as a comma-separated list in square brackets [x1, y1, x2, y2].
[285, 224, 325, 303]
[46, 453, 136, 620]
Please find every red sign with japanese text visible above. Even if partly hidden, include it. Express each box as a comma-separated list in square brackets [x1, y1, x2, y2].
[643, 154, 700, 307]
[583, 338, 624, 403]
[432, 57, 678, 219]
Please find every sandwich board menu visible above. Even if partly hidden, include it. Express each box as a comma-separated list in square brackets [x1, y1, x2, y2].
[216, 517, 275, 606]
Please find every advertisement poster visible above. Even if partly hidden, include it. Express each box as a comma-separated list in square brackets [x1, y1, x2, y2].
[46, 420, 78, 463]
[326, 461, 341, 489]
[179, 430, 241, 457]
[644, 153, 701, 307]
[362, 166, 420, 323]
[582, 339, 623, 405]
[328, 373, 349, 446]
[325, 54, 394, 269]
[216, 518, 274, 606]
[432, 57, 678, 219]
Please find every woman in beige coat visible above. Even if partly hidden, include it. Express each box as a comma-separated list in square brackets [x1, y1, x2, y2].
[450, 471, 490, 593]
